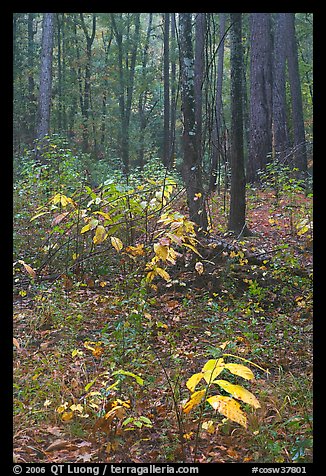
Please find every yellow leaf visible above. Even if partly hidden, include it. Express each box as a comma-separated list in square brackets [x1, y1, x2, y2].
[202, 420, 215, 434]
[214, 380, 260, 408]
[207, 395, 247, 428]
[182, 242, 203, 257]
[224, 363, 254, 380]
[125, 244, 145, 256]
[30, 211, 49, 222]
[111, 236, 123, 252]
[155, 267, 171, 282]
[146, 270, 156, 282]
[93, 225, 108, 244]
[70, 404, 84, 413]
[186, 372, 204, 392]
[81, 223, 91, 234]
[195, 261, 204, 275]
[94, 210, 111, 220]
[81, 218, 99, 234]
[202, 358, 225, 384]
[154, 243, 169, 261]
[104, 405, 126, 420]
[61, 411, 74, 422]
[182, 389, 206, 414]
[56, 403, 69, 413]
[220, 340, 231, 350]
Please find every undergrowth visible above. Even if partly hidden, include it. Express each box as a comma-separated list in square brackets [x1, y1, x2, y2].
[13, 138, 313, 463]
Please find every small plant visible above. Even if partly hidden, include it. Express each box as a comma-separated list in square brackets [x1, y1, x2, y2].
[182, 346, 266, 461]
[183, 354, 262, 428]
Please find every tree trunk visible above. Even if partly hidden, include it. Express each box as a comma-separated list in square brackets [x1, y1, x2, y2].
[170, 13, 177, 164]
[36, 13, 55, 142]
[111, 13, 140, 176]
[209, 13, 226, 192]
[285, 13, 307, 176]
[163, 13, 170, 167]
[194, 13, 206, 164]
[79, 13, 96, 153]
[27, 13, 36, 139]
[138, 13, 153, 168]
[272, 13, 289, 163]
[228, 13, 247, 235]
[179, 13, 208, 232]
[247, 13, 273, 183]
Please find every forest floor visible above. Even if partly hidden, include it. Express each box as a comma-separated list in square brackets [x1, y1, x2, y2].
[13, 189, 313, 464]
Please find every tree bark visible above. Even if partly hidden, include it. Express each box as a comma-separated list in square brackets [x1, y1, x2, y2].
[79, 13, 96, 153]
[284, 13, 307, 175]
[179, 13, 208, 232]
[228, 13, 247, 235]
[209, 13, 226, 193]
[111, 13, 140, 176]
[138, 13, 153, 168]
[272, 13, 289, 163]
[247, 13, 273, 183]
[163, 13, 170, 167]
[194, 13, 206, 164]
[36, 13, 55, 142]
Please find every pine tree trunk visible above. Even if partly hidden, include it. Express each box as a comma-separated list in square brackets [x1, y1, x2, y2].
[36, 13, 54, 141]
[272, 13, 289, 163]
[179, 13, 208, 232]
[247, 13, 273, 183]
[228, 13, 247, 235]
[285, 13, 307, 175]
[163, 13, 170, 167]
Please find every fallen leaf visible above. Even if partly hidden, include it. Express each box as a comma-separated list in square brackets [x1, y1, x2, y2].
[44, 439, 71, 452]
[13, 337, 20, 349]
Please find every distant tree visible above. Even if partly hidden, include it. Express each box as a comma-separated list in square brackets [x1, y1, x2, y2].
[79, 13, 96, 153]
[36, 13, 55, 141]
[284, 13, 307, 175]
[27, 13, 37, 138]
[179, 13, 208, 231]
[111, 13, 141, 176]
[163, 13, 170, 167]
[228, 13, 248, 236]
[170, 14, 178, 164]
[209, 12, 226, 192]
[247, 13, 273, 183]
[137, 13, 153, 168]
[272, 13, 289, 163]
[194, 13, 206, 164]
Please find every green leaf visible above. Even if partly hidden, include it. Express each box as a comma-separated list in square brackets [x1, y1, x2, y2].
[111, 369, 144, 386]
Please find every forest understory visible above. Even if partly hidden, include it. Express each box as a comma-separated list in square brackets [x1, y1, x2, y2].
[13, 183, 313, 464]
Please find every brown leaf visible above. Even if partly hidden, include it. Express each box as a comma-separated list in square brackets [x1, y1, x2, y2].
[18, 260, 36, 278]
[44, 439, 71, 452]
[52, 212, 69, 226]
[13, 337, 20, 349]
